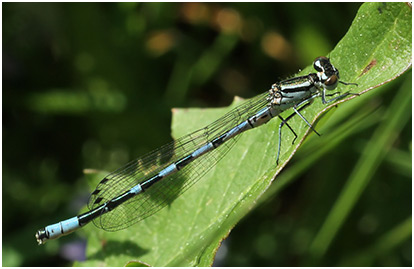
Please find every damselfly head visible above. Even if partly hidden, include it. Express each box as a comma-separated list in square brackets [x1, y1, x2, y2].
[314, 56, 340, 91]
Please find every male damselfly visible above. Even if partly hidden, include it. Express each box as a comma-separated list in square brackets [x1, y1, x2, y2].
[35, 56, 357, 244]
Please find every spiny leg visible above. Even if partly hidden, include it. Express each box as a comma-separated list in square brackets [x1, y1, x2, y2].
[292, 107, 321, 136]
[277, 115, 297, 157]
[276, 102, 314, 165]
[276, 116, 287, 165]
[322, 91, 352, 104]
[322, 82, 359, 104]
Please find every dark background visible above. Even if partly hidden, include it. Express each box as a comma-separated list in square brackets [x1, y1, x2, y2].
[3, 3, 411, 266]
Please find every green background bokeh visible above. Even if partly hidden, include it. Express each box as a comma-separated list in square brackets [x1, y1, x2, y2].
[2, 3, 411, 266]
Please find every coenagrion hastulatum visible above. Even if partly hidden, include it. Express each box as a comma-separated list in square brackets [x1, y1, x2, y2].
[35, 56, 357, 244]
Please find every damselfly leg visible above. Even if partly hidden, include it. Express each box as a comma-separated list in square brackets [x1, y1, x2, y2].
[276, 100, 317, 165]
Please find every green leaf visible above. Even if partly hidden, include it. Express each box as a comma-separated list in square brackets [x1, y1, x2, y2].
[307, 69, 412, 264]
[79, 2, 411, 266]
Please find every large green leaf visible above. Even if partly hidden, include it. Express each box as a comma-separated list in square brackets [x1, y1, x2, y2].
[78, 3, 411, 266]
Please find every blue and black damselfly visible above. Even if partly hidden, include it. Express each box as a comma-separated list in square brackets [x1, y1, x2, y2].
[36, 56, 357, 244]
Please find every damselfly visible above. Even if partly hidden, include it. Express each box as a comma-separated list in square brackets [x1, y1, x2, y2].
[35, 56, 357, 244]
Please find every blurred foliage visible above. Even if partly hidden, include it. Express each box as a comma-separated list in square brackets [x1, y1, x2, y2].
[2, 2, 410, 267]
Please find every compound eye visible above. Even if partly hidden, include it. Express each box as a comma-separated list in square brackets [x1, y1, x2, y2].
[324, 75, 338, 88]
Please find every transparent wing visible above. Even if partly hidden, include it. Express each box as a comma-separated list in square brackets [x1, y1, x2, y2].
[88, 91, 270, 231]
